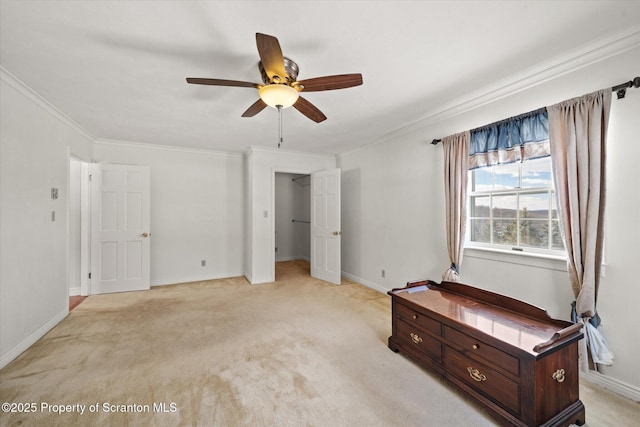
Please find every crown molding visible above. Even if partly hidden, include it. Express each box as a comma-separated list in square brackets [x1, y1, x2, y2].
[0, 65, 96, 142]
[338, 26, 640, 159]
[245, 145, 336, 160]
[95, 138, 244, 158]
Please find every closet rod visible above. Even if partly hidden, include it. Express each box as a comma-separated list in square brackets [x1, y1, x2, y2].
[292, 219, 310, 224]
[430, 76, 640, 145]
[291, 175, 310, 186]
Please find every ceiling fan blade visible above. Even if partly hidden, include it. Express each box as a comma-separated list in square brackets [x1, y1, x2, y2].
[186, 78, 260, 88]
[241, 99, 268, 117]
[256, 33, 287, 83]
[296, 74, 363, 92]
[293, 96, 327, 123]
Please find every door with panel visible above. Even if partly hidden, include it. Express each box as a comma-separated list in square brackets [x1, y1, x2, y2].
[310, 168, 341, 284]
[90, 164, 151, 294]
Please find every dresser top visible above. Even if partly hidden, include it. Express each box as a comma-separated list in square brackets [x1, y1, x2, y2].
[391, 282, 577, 356]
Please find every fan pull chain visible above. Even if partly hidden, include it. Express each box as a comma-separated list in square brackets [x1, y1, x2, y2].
[277, 105, 283, 149]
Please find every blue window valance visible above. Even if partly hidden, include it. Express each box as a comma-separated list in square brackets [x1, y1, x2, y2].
[469, 108, 550, 170]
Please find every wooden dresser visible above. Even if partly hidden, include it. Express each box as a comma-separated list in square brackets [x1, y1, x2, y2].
[388, 279, 585, 426]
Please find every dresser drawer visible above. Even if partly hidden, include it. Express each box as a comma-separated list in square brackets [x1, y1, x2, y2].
[443, 326, 519, 377]
[444, 346, 520, 416]
[395, 302, 441, 336]
[396, 318, 442, 363]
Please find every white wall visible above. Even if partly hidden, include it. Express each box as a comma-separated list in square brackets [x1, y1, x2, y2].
[0, 72, 94, 368]
[245, 147, 335, 284]
[93, 142, 245, 286]
[596, 79, 640, 391]
[340, 138, 445, 294]
[339, 48, 640, 393]
[274, 173, 309, 262]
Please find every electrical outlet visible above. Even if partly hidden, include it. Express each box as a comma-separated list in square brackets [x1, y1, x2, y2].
[201, 260, 206, 267]
[381, 269, 386, 278]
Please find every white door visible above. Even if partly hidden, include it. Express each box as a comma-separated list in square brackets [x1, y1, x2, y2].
[310, 168, 341, 284]
[90, 164, 151, 294]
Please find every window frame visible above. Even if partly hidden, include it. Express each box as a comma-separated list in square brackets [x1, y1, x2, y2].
[465, 158, 567, 259]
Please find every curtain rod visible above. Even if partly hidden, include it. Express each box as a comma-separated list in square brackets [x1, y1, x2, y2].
[612, 76, 640, 99]
[431, 76, 640, 145]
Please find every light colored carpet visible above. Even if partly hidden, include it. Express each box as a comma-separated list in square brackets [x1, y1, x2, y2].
[0, 260, 637, 426]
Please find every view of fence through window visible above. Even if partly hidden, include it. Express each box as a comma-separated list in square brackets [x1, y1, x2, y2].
[467, 157, 565, 253]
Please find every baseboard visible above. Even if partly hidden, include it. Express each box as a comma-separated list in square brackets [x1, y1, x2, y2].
[244, 272, 253, 284]
[275, 255, 306, 262]
[150, 272, 245, 287]
[0, 308, 68, 370]
[581, 371, 640, 402]
[341, 271, 388, 295]
[69, 286, 81, 296]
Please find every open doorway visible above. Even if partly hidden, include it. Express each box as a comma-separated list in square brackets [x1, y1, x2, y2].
[68, 156, 90, 308]
[274, 173, 311, 280]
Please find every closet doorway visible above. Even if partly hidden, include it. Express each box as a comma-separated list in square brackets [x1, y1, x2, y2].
[274, 173, 311, 277]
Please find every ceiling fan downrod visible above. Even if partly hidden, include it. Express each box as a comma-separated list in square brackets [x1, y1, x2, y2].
[277, 105, 283, 149]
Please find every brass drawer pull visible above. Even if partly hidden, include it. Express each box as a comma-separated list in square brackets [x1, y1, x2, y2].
[410, 332, 423, 344]
[467, 367, 487, 382]
[472, 344, 479, 350]
[413, 314, 418, 320]
[552, 369, 565, 383]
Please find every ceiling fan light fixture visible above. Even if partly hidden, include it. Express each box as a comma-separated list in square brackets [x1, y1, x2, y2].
[259, 84, 299, 109]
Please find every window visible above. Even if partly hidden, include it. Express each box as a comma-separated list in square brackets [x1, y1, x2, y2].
[467, 157, 565, 256]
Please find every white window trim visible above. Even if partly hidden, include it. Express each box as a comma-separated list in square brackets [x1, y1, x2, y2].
[465, 245, 608, 277]
[464, 244, 568, 272]
[465, 240, 567, 258]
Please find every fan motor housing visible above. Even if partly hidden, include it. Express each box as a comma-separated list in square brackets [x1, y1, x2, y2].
[259, 57, 299, 85]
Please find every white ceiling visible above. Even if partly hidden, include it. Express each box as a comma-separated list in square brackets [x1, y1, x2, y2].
[1, 1, 639, 155]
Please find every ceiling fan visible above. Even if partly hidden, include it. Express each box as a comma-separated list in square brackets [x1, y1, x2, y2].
[186, 33, 363, 123]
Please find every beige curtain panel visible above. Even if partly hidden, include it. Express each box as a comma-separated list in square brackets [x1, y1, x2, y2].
[442, 131, 470, 282]
[548, 88, 613, 371]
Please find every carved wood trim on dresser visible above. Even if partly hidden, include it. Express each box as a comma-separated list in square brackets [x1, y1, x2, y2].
[388, 279, 585, 427]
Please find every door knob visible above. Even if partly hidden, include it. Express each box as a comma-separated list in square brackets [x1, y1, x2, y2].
[140, 232, 150, 238]
[332, 231, 342, 236]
